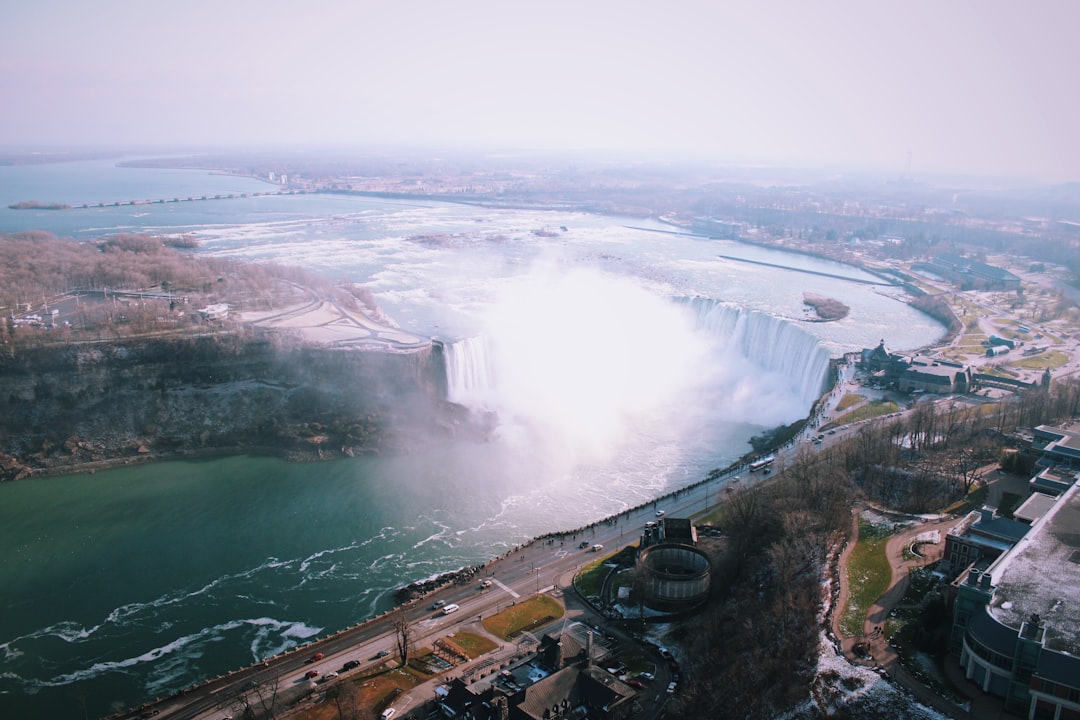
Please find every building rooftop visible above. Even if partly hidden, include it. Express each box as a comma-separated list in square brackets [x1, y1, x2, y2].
[989, 483, 1080, 656]
[1013, 492, 1058, 524]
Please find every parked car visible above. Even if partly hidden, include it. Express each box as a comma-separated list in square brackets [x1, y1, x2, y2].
[666, 681, 677, 694]
[627, 680, 644, 689]
[639, 672, 655, 681]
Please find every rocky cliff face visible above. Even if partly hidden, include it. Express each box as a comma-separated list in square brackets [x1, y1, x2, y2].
[0, 332, 449, 480]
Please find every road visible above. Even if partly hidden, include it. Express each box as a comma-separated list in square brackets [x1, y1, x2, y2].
[127, 457, 752, 720]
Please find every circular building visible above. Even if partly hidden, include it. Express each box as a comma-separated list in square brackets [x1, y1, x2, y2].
[635, 543, 711, 612]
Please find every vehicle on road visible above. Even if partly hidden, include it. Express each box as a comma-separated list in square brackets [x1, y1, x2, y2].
[342, 660, 360, 671]
[380, 708, 396, 720]
[304, 670, 320, 679]
[441, 603, 460, 615]
[375, 649, 390, 658]
[432, 599, 446, 609]
[306, 652, 324, 663]
[655, 509, 665, 517]
[579, 541, 590, 549]
[592, 544, 604, 552]
[667, 681, 677, 694]
[749, 456, 775, 472]
[479, 579, 492, 588]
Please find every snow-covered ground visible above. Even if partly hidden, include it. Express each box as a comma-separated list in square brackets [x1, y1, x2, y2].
[782, 635, 960, 720]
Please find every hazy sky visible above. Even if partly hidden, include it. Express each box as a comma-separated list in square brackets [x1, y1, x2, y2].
[3, 0, 1078, 181]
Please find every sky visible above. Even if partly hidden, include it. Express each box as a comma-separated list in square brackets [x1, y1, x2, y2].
[2, 0, 1078, 182]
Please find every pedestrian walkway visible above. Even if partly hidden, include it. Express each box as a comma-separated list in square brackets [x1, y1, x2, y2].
[832, 509, 979, 719]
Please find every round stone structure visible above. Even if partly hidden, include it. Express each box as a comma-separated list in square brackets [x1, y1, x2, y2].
[635, 543, 711, 612]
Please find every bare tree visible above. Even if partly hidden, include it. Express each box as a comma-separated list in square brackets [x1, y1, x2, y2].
[391, 607, 413, 666]
[952, 447, 986, 497]
[327, 681, 371, 720]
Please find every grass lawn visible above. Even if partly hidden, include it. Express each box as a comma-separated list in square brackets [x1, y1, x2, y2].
[1011, 350, 1069, 370]
[835, 393, 865, 411]
[832, 399, 899, 426]
[447, 630, 498, 658]
[575, 555, 611, 597]
[293, 668, 419, 720]
[840, 519, 894, 638]
[482, 595, 564, 640]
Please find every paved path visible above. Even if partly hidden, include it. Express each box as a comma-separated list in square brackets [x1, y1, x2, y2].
[831, 509, 972, 719]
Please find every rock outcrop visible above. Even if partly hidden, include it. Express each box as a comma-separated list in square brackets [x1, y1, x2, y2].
[0, 331, 449, 480]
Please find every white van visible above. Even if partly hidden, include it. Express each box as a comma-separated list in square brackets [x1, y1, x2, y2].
[380, 708, 396, 720]
[441, 603, 460, 615]
[592, 544, 603, 552]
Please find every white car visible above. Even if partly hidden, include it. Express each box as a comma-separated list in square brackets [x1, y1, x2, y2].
[655, 510, 665, 517]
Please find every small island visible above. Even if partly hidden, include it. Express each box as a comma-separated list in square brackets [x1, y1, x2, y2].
[803, 291, 850, 321]
[8, 200, 71, 210]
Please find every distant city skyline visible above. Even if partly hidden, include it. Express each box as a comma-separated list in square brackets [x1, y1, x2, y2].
[3, 0, 1078, 183]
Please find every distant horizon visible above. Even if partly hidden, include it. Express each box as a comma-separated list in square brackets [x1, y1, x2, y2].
[4, 1, 1078, 184]
[0, 141, 1071, 190]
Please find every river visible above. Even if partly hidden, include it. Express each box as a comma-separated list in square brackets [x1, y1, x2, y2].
[0, 158, 945, 718]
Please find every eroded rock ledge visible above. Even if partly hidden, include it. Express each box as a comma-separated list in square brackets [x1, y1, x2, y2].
[0, 332, 462, 481]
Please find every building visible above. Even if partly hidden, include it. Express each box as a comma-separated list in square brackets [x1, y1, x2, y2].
[943, 509, 1029, 572]
[860, 339, 907, 374]
[437, 631, 636, 720]
[948, 483, 1080, 719]
[1032, 425, 1080, 471]
[925, 253, 1022, 291]
[897, 356, 972, 395]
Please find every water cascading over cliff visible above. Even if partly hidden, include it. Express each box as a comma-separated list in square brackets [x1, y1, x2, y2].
[443, 295, 832, 431]
[683, 297, 831, 408]
[443, 335, 496, 408]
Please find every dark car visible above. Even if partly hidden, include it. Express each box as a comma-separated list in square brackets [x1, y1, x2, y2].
[304, 670, 320, 679]
[342, 660, 360, 671]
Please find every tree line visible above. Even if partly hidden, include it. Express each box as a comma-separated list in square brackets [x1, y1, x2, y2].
[0, 231, 371, 349]
[673, 378, 1080, 719]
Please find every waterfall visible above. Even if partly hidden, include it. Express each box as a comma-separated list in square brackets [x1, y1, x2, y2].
[683, 297, 831, 408]
[443, 336, 496, 407]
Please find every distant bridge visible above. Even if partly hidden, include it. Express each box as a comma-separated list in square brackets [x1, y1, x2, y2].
[70, 189, 308, 209]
